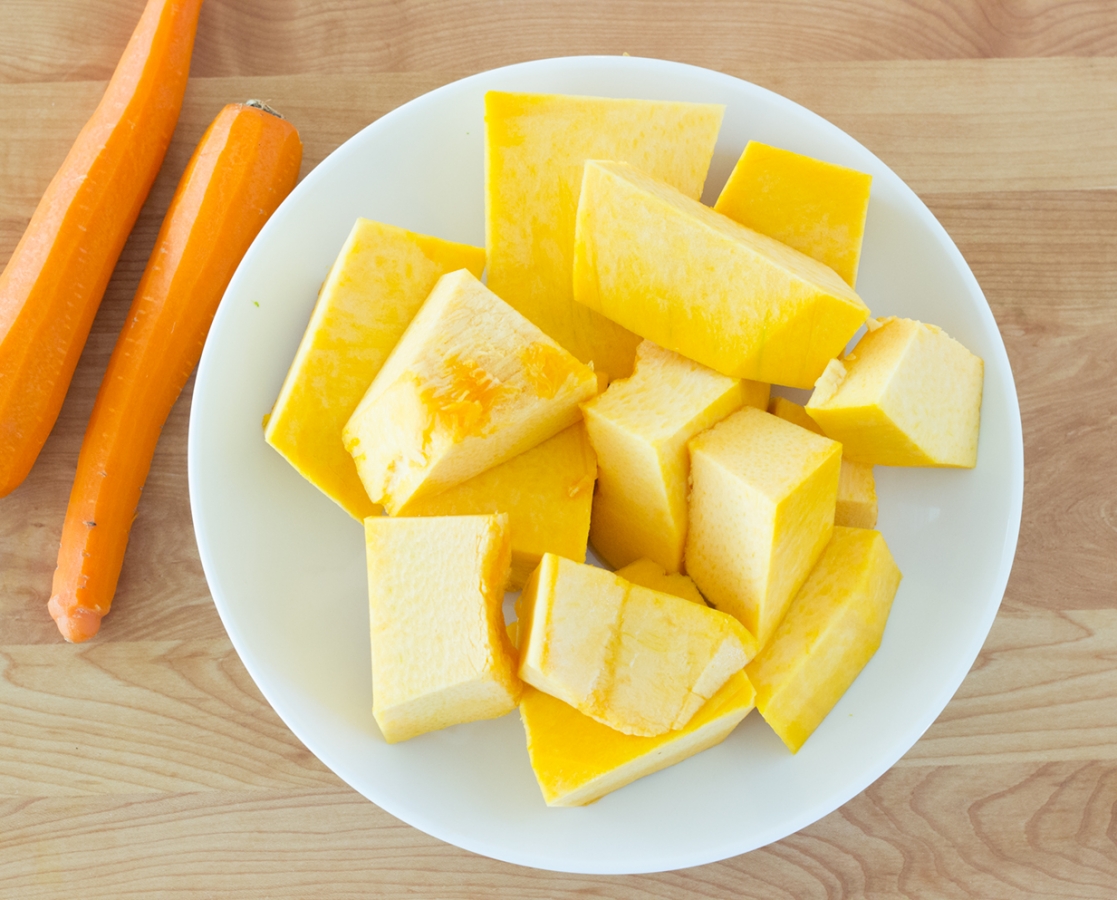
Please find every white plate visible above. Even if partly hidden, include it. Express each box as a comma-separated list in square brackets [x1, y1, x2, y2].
[188, 56, 1023, 874]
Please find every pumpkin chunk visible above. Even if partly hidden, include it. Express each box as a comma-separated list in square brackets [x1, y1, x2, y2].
[517, 554, 755, 737]
[266, 219, 484, 519]
[714, 141, 872, 287]
[746, 526, 901, 752]
[686, 407, 841, 649]
[365, 514, 521, 743]
[520, 671, 755, 806]
[806, 317, 984, 467]
[344, 269, 598, 513]
[572, 160, 869, 388]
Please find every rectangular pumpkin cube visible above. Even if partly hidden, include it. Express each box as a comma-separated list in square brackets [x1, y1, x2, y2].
[265, 219, 485, 519]
[365, 514, 521, 743]
[572, 160, 870, 389]
[714, 142, 872, 287]
[581, 340, 768, 573]
[686, 407, 841, 649]
[746, 526, 901, 753]
[806, 317, 984, 467]
[769, 395, 878, 528]
[485, 92, 724, 379]
[343, 269, 599, 513]
[520, 670, 755, 807]
[398, 422, 596, 589]
[517, 554, 755, 737]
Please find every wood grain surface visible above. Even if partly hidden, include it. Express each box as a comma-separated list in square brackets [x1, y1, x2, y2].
[2, 1, 1116, 897]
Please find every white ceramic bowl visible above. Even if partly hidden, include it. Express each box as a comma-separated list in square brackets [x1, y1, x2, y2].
[188, 56, 1023, 874]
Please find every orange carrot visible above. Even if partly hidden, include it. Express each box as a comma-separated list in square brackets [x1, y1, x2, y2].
[0, 0, 204, 497]
[48, 102, 303, 643]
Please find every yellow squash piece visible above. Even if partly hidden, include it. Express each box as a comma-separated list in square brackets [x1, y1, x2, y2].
[485, 92, 724, 379]
[835, 460, 878, 529]
[265, 219, 485, 519]
[614, 558, 707, 606]
[399, 423, 597, 589]
[746, 526, 901, 753]
[686, 407, 841, 649]
[520, 670, 755, 807]
[768, 395, 825, 434]
[518, 554, 755, 737]
[769, 396, 878, 528]
[806, 317, 984, 467]
[365, 514, 521, 743]
[572, 161, 870, 389]
[344, 269, 599, 514]
[714, 142, 872, 287]
[581, 340, 768, 572]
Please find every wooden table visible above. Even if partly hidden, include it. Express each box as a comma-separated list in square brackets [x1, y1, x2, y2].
[3, 2, 1116, 896]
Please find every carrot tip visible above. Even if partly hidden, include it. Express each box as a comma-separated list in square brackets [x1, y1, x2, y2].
[48, 595, 103, 643]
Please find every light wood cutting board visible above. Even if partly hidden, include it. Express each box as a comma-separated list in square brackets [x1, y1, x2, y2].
[2, 2, 1116, 897]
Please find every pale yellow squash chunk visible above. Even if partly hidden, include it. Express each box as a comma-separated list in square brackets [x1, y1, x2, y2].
[714, 142, 872, 287]
[614, 558, 706, 606]
[582, 340, 768, 573]
[517, 554, 755, 737]
[344, 269, 599, 514]
[835, 460, 878, 529]
[398, 423, 597, 589]
[572, 161, 870, 389]
[769, 396, 878, 528]
[365, 514, 521, 743]
[686, 407, 841, 649]
[520, 670, 755, 807]
[485, 92, 724, 380]
[265, 219, 485, 519]
[806, 317, 984, 467]
[746, 526, 901, 753]
[768, 395, 825, 435]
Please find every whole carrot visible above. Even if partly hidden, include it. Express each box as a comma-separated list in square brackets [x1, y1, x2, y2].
[48, 102, 303, 642]
[0, 0, 204, 497]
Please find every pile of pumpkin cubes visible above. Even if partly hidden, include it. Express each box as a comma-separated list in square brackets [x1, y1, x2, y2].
[264, 93, 983, 806]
